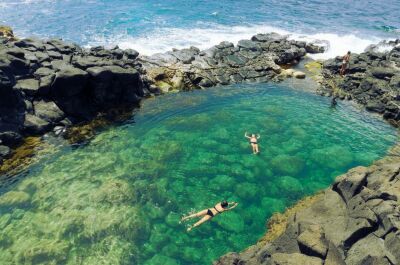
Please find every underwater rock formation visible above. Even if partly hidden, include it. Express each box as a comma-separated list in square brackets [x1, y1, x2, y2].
[215, 154, 400, 265]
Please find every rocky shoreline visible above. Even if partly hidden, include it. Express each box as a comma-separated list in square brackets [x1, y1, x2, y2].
[215, 147, 400, 265]
[318, 40, 400, 126]
[214, 42, 400, 265]
[0, 27, 321, 171]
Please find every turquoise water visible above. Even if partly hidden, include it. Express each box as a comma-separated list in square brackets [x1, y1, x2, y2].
[1, 0, 400, 57]
[0, 82, 397, 264]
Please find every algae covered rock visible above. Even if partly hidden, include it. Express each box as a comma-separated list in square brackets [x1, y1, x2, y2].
[235, 182, 260, 200]
[165, 212, 180, 228]
[261, 197, 286, 215]
[275, 176, 304, 197]
[14, 237, 69, 265]
[270, 154, 305, 176]
[91, 179, 135, 204]
[210, 175, 237, 191]
[215, 211, 245, 233]
[311, 145, 354, 169]
[0, 191, 30, 207]
[144, 254, 179, 265]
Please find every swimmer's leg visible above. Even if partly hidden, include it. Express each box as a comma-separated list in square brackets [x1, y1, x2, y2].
[181, 209, 208, 222]
[187, 215, 212, 232]
[251, 143, 256, 154]
[255, 144, 259, 154]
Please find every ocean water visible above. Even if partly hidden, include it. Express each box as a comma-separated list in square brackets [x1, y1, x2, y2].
[0, 82, 397, 264]
[1, 0, 400, 59]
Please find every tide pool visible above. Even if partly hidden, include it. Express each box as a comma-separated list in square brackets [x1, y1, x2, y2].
[0, 82, 397, 264]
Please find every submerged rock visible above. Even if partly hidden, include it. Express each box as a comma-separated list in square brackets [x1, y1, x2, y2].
[0, 191, 30, 207]
[270, 154, 305, 176]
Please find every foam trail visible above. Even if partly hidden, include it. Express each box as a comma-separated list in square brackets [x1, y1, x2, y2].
[88, 24, 385, 60]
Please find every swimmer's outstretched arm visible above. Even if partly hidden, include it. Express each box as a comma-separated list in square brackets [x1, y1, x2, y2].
[257, 134, 261, 139]
[227, 202, 238, 211]
[245, 132, 250, 138]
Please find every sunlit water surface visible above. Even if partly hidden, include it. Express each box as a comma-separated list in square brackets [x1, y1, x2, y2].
[0, 82, 397, 264]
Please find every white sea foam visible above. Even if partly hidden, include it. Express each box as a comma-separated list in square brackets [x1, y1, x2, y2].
[76, 23, 388, 60]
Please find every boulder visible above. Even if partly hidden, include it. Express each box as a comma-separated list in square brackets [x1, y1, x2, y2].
[384, 232, 400, 264]
[224, 54, 248, 67]
[124, 49, 139, 60]
[33, 100, 65, 124]
[3, 47, 26, 59]
[170, 48, 198, 64]
[297, 225, 328, 258]
[0, 145, 11, 157]
[51, 65, 89, 98]
[390, 75, 400, 88]
[23, 114, 50, 134]
[305, 43, 325, 54]
[267, 253, 323, 265]
[38, 74, 55, 96]
[33, 67, 55, 78]
[14, 38, 45, 51]
[324, 242, 345, 265]
[0, 53, 31, 76]
[14, 78, 39, 96]
[366, 101, 386, 113]
[370, 67, 395, 79]
[333, 166, 368, 203]
[86, 65, 143, 106]
[346, 233, 387, 265]
[293, 71, 306, 79]
[0, 131, 22, 146]
[46, 39, 77, 54]
[237, 40, 261, 51]
[215, 41, 234, 49]
[251, 33, 287, 43]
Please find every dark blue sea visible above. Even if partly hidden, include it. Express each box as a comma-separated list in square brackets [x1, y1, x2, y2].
[1, 0, 399, 58]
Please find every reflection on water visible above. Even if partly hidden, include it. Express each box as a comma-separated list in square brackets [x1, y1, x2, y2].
[0, 82, 397, 264]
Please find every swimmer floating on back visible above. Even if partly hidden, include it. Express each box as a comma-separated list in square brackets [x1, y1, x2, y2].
[245, 132, 260, 154]
[181, 201, 238, 232]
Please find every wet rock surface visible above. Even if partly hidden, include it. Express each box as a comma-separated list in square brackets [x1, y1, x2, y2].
[319, 40, 400, 126]
[215, 154, 400, 265]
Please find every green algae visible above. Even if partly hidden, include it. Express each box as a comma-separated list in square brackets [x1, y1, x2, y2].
[0, 82, 397, 265]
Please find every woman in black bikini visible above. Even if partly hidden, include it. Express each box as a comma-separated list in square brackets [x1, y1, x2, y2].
[181, 201, 238, 231]
[245, 132, 260, 154]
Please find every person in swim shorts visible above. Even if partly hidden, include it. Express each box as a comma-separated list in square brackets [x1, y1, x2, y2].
[340, 51, 351, 76]
[181, 201, 238, 232]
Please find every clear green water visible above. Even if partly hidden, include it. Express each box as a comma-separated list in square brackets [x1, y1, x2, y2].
[0, 82, 397, 265]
